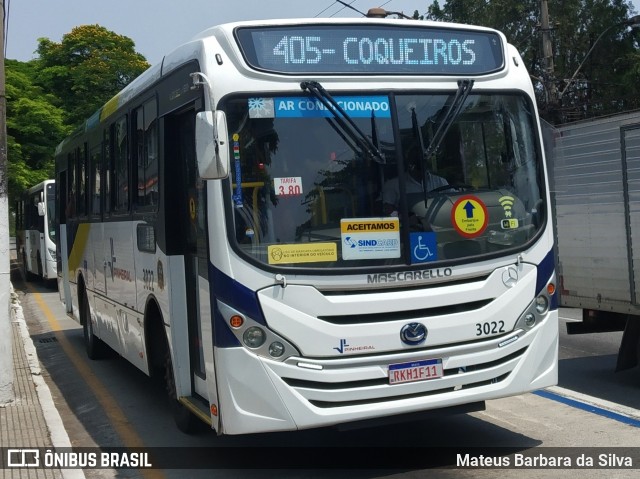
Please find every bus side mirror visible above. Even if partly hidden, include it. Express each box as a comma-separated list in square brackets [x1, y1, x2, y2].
[195, 111, 229, 179]
[37, 202, 46, 217]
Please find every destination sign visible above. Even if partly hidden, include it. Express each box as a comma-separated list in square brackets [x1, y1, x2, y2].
[235, 24, 504, 75]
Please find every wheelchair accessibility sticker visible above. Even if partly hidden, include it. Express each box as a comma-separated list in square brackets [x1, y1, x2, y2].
[410, 232, 437, 263]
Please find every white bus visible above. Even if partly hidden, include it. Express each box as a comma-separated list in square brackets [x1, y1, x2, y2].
[55, 12, 558, 435]
[15, 179, 57, 282]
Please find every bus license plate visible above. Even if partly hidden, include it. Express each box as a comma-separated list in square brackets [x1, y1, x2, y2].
[388, 358, 443, 384]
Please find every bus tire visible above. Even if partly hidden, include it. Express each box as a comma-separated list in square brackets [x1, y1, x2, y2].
[81, 292, 106, 360]
[164, 349, 200, 434]
[22, 253, 34, 282]
[37, 251, 43, 279]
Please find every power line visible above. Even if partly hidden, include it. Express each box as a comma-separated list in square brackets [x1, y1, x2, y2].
[314, 1, 339, 18]
[330, 1, 364, 17]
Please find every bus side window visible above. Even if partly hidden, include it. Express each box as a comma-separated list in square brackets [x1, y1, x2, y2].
[66, 153, 76, 219]
[90, 145, 102, 218]
[104, 128, 111, 216]
[77, 146, 88, 217]
[113, 115, 129, 213]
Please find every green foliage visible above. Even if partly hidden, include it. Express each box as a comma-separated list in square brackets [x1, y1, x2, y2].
[5, 59, 68, 203]
[35, 24, 150, 127]
[425, 0, 639, 123]
[6, 25, 148, 211]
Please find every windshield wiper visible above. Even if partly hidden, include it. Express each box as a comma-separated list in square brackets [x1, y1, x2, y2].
[300, 80, 385, 164]
[411, 107, 429, 206]
[410, 79, 473, 205]
[423, 79, 474, 161]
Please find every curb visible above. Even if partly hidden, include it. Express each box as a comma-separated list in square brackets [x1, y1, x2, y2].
[10, 283, 87, 479]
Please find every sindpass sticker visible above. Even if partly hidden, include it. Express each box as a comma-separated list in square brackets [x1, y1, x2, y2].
[340, 218, 400, 260]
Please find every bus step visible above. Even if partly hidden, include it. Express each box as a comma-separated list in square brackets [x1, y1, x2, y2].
[178, 396, 212, 426]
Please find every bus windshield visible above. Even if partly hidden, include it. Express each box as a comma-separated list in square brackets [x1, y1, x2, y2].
[225, 92, 543, 269]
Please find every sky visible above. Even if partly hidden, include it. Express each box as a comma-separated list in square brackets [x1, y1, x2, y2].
[6, 0, 640, 67]
[5, 0, 434, 66]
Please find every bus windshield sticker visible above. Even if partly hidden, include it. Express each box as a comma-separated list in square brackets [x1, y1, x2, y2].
[410, 232, 438, 264]
[248, 98, 275, 118]
[340, 218, 401, 260]
[274, 177, 303, 196]
[451, 195, 489, 238]
[274, 96, 391, 118]
[268, 243, 338, 264]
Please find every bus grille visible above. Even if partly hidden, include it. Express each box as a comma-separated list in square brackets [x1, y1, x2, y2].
[279, 346, 527, 409]
[317, 299, 493, 324]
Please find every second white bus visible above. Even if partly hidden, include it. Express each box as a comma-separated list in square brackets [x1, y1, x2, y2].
[15, 179, 57, 282]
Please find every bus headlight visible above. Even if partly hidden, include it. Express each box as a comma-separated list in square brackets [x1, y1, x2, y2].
[243, 327, 266, 348]
[524, 313, 536, 328]
[217, 300, 300, 361]
[514, 276, 555, 332]
[535, 295, 549, 314]
[269, 342, 285, 358]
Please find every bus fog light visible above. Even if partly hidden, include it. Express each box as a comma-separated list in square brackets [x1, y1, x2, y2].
[535, 295, 549, 314]
[524, 313, 536, 328]
[243, 327, 266, 348]
[269, 342, 285, 358]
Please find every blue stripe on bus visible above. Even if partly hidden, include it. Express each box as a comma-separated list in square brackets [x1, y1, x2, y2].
[533, 389, 640, 427]
[536, 249, 557, 310]
[209, 263, 266, 348]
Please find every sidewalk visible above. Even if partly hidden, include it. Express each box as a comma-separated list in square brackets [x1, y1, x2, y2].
[1, 284, 85, 479]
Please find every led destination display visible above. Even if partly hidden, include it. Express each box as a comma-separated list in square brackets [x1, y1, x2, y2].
[235, 24, 504, 75]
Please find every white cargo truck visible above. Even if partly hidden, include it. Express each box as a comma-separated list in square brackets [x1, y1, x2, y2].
[549, 111, 640, 372]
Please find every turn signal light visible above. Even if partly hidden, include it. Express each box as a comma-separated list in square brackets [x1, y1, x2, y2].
[229, 315, 244, 328]
[547, 283, 556, 296]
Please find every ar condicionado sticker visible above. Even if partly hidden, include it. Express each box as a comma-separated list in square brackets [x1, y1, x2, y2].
[451, 195, 489, 238]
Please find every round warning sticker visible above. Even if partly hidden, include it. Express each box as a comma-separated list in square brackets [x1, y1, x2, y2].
[451, 195, 489, 238]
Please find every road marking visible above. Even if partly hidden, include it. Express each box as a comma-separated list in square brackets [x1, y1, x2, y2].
[30, 288, 166, 479]
[534, 386, 640, 427]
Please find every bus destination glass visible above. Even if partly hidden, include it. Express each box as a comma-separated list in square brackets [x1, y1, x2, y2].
[235, 24, 505, 75]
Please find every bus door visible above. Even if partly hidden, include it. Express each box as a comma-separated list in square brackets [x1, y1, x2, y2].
[167, 107, 220, 430]
[57, 171, 73, 311]
[29, 189, 45, 276]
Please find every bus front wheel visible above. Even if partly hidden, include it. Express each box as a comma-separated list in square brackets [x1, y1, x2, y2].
[164, 349, 200, 434]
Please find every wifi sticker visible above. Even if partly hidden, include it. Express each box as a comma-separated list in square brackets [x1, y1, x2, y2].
[499, 195, 515, 217]
[499, 195, 519, 229]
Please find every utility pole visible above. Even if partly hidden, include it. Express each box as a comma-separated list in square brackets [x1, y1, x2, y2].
[540, 0, 557, 109]
[0, 0, 14, 405]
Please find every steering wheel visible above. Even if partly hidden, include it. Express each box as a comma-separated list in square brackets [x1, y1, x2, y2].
[427, 184, 474, 195]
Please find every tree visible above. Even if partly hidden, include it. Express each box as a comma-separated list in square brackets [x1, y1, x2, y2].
[551, 0, 637, 120]
[35, 25, 149, 127]
[5, 59, 68, 203]
[425, 0, 639, 123]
